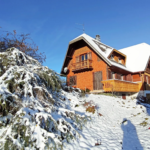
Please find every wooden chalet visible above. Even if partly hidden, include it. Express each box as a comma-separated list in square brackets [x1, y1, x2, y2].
[61, 34, 150, 100]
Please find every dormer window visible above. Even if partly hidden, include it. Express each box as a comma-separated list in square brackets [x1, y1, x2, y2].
[118, 57, 122, 63]
[111, 54, 114, 60]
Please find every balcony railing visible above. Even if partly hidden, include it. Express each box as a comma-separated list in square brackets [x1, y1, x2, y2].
[101, 79, 140, 92]
[72, 60, 93, 72]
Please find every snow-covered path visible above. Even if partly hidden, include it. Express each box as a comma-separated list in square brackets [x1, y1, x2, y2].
[64, 94, 150, 150]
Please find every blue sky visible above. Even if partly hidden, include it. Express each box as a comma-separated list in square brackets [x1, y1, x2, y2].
[0, 0, 150, 73]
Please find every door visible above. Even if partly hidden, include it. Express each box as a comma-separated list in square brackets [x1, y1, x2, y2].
[93, 71, 103, 90]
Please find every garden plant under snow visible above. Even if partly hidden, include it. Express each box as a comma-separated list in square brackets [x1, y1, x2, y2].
[0, 48, 89, 150]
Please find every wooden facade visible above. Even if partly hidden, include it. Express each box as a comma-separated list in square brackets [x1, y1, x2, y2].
[66, 41, 107, 91]
[62, 36, 150, 94]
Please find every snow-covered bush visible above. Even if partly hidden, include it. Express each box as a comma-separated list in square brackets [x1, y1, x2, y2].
[0, 48, 88, 150]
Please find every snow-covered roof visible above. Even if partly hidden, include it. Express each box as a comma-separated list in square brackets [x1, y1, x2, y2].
[70, 33, 113, 58]
[119, 43, 150, 72]
[61, 33, 131, 74]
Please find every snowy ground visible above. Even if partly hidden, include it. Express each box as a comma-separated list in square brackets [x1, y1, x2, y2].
[62, 93, 150, 150]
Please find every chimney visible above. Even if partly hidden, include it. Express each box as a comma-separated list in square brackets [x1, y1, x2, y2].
[95, 35, 100, 41]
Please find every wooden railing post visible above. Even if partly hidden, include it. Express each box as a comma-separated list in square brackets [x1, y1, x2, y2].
[87, 60, 89, 68]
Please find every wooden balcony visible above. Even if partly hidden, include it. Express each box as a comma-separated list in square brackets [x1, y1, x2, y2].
[101, 79, 139, 92]
[72, 60, 93, 72]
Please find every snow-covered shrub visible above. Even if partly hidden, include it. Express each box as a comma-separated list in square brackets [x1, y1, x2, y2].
[0, 48, 88, 150]
[38, 71, 61, 92]
[62, 86, 81, 97]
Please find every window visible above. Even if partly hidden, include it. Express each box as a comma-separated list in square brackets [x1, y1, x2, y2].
[85, 54, 88, 60]
[76, 52, 92, 63]
[111, 54, 114, 60]
[81, 54, 88, 61]
[69, 76, 77, 86]
[81, 55, 84, 61]
[118, 57, 122, 63]
[81, 53, 89, 61]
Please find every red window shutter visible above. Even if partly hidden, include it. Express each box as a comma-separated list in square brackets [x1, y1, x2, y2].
[115, 73, 121, 80]
[108, 70, 112, 79]
[116, 73, 118, 79]
[115, 73, 117, 79]
[118, 74, 121, 80]
[130, 74, 132, 82]
[123, 75, 126, 80]
[126, 74, 132, 82]
[126, 74, 128, 81]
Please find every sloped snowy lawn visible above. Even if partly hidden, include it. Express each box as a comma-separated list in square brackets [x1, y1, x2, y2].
[63, 93, 150, 150]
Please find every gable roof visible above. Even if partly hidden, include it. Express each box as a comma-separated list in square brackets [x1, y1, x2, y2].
[72, 33, 113, 57]
[119, 43, 150, 72]
[61, 34, 133, 74]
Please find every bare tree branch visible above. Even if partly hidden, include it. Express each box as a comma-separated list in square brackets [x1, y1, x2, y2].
[0, 28, 46, 64]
